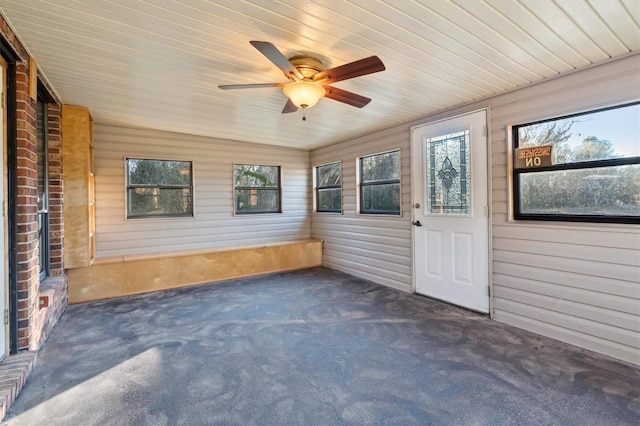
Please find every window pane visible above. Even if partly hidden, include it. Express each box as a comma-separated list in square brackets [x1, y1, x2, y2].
[234, 164, 279, 187]
[517, 104, 640, 165]
[128, 159, 191, 186]
[128, 188, 193, 216]
[318, 188, 341, 211]
[519, 164, 640, 217]
[426, 130, 471, 215]
[362, 151, 400, 182]
[362, 183, 400, 213]
[36, 100, 47, 211]
[317, 163, 341, 187]
[38, 212, 49, 279]
[236, 189, 280, 213]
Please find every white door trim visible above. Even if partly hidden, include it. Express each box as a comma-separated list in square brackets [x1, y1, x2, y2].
[410, 107, 492, 314]
[0, 55, 7, 359]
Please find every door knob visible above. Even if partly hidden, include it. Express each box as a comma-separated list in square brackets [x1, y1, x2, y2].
[414, 203, 420, 209]
[412, 220, 422, 227]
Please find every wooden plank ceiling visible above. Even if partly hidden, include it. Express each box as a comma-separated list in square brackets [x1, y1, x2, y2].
[1, 0, 638, 149]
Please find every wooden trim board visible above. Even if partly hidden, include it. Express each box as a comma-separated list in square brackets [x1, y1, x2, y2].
[68, 239, 323, 303]
[29, 58, 37, 100]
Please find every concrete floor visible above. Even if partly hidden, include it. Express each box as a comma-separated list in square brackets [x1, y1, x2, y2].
[3, 267, 639, 425]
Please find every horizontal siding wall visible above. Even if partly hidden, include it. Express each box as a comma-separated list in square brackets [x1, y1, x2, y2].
[310, 54, 640, 365]
[93, 125, 310, 258]
[487, 54, 640, 366]
[311, 126, 413, 292]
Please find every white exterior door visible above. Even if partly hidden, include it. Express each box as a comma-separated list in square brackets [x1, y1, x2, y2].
[0, 56, 7, 358]
[411, 109, 489, 313]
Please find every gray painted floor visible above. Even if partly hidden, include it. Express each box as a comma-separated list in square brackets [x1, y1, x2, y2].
[3, 267, 639, 425]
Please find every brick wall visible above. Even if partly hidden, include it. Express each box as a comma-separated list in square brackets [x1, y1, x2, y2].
[47, 104, 63, 276]
[15, 60, 39, 350]
[0, 14, 66, 353]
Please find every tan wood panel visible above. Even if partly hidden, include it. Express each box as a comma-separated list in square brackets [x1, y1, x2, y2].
[28, 57, 37, 100]
[62, 105, 95, 268]
[68, 240, 323, 303]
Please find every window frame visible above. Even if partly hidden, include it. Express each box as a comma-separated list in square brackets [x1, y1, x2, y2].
[358, 149, 402, 216]
[314, 161, 342, 213]
[233, 163, 282, 215]
[512, 102, 640, 224]
[125, 157, 194, 219]
[36, 84, 52, 281]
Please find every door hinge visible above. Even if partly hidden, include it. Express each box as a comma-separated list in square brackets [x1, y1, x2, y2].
[488, 286, 491, 297]
[4, 309, 8, 325]
[2, 201, 5, 217]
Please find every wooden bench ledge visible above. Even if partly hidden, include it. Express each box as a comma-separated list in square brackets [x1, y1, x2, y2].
[68, 239, 323, 304]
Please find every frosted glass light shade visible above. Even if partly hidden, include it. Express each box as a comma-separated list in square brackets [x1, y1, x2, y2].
[283, 82, 325, 108]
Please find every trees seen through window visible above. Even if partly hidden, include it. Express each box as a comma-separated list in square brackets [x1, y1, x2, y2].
[513, 103, 640, 223]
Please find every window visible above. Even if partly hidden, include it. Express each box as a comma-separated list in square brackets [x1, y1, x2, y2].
[126, 158, 193, 218]
[315, 162, 342, 213]
[426, 130, 471, 216]
[512, 102, 640, 223]
[36, 95, 49, 280]
[359, 150, 401, 215]
[234, 164, 281, 214]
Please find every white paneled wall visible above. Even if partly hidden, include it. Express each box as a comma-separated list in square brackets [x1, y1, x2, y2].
[311, 126, 413, 292]
[487, 55, 640, 366]
[311, 54, 640, 365]
[93, 125, 310, 258]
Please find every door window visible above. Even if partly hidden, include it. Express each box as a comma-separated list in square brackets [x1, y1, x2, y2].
[425, 129, 471, 216]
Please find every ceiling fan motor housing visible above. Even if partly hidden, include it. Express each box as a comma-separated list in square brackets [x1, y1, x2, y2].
[288, 56, 325, 80]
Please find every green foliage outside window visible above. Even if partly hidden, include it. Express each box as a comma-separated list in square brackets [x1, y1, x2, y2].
[360, 150, 401, 215]
[127, 158, 193, 218]
[234, 164, 281, 214]
[316, 162, 342, 212]
[514, 103, 640, 222]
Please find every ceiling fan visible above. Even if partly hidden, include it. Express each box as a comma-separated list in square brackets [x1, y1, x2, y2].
[219, 41, 385, 120]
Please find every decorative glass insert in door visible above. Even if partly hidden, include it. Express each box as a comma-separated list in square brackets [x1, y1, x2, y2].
[425, 129, 471, 216]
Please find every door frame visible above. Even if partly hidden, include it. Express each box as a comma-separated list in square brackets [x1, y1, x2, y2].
[0, 39, 19, 355]
[0, 54, 6, 359]
[410, 107, 494, 318]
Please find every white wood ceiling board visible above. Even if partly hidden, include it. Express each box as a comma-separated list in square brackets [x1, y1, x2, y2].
[157, 1, 324, 58]
[451, 0, 571, 73]
[23, 1, 289, 91]
[10, 14, 229, 81]
[620, 0, 640, 27]
[589, 0, 640, 51]
[520, 0, 611, 63]
[484, 0, 593, 69]
[28, 3, 254, 76]
[82, 2, 231, 49]
[323, 0, 509, 95]
[0, 0, 638, 149]
[315, 0, 526, 89]
[408, 0, 545, 83]
[200, 2, 469, 117]
[396, 0, 545, 84]
[554, 0, 632, 56]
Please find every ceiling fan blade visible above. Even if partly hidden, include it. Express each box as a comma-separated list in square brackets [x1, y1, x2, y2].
[282, 99, 298, 113]
[313, 56, 385, 84]
[323, 86, 371, 108]
[250, 41, 304, 81]
[218, 83, 285, 90]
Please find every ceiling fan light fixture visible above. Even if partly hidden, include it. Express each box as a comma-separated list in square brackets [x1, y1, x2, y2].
[283, 81, 325, 109]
